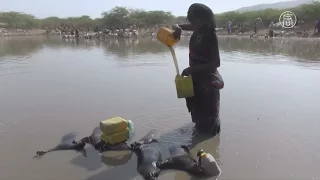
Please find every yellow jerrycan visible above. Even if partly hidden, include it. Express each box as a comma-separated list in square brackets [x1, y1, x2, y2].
[99, 117, 128, 136]
[157, 27, 179, 47]
[175, 74, 194, 98]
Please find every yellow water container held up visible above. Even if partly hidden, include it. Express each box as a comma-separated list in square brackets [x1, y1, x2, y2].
[100, 128, 130, 145]
[175, 74, 194, 98]
[157, 27, 179, 47]
[100, 117, 128, 136]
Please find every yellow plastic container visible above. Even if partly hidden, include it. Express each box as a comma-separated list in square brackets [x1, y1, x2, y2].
[100, 128, 130, 145]
[100, 117, 128, 136]
[157, 27, 179, 47]
[175, 74, 194, 98]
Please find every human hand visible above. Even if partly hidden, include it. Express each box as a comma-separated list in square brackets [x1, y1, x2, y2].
[181, 67, 191, 76]
[172, 26, 182, 40]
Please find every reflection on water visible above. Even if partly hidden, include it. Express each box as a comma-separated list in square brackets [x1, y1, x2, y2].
[218, 37, 320, 64]
[0, 36, 320, 180]
[0, 37, 44, 57]
[1, 36, 320, 63]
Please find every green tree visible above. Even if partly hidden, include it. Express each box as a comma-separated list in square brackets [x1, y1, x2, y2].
[145, 10, 174, 27]
[214, 1, 320, 27]
[174, 16, 187, 24]
[1, 2, 320, 30]
[99, 6, 174, 28]
[0, 11, 38, 29]
[40, 16, 62, 29]
[101, 6, 131, 28]
[130, 9, 149, 27]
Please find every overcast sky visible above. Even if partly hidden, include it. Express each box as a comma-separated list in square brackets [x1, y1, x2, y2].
[0, 0, 292, 18]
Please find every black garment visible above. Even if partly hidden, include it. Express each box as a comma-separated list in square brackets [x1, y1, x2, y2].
[316, 19, 320, 28]
[316, 20, 320, 34]
[269, 30, 274, 37]
[189, 24, 220, 68]
[187, 24, 224, 135]
[75, 29, 79, 38]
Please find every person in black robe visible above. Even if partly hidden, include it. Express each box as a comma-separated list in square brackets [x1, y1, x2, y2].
[172, 3, 224, 135]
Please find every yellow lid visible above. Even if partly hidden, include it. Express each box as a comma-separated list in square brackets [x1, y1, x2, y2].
[200, 152, 207, 157]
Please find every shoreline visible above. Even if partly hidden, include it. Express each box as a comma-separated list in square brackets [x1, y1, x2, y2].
[1, 28, 319, 40]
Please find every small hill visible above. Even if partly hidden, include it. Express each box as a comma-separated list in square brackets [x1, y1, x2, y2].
[236, 0, 317, 12]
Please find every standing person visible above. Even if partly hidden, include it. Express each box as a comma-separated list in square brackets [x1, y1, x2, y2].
[75, 28, 79, 38]
[269, 21, 274, 37]
[254, 21, 257, 34]
[241, 23, 245, 33]
[227, 20, 232, 35]
[172, 3, 224, 135]
[315, 19, 320, 35]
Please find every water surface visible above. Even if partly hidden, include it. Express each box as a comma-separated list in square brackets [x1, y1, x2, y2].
[0, 36, 320, 180]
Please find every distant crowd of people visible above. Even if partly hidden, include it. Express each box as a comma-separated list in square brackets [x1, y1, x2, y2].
[223, 17, 320, 37]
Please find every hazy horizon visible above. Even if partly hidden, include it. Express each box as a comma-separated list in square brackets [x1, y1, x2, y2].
[0, 0, 295, 19]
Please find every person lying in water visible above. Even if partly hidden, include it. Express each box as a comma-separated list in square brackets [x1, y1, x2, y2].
[35, 128, 161, 180]
[172, 3, 224, 135]
[96, 132, 221, 179]
[35, 128, 221, 180]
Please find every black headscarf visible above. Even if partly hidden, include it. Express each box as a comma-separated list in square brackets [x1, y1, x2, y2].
[187, 3, 216, 29]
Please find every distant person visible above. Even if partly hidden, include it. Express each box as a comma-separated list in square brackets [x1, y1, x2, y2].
[315, 19, 320, 35]
[94, 26, 99, 32]
[172, 3, 224, 135]
[240, 23, 244, 34]
[75, 28, 79, 38]
[254, 21, 257, 34]
[269, 21, 274, 37]
[227, 20, 232, 35]
[71, 29, 74, 36]
[237, 24, 241, 33]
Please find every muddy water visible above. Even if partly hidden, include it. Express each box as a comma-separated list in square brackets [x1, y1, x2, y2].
[0, 36, 320, 180]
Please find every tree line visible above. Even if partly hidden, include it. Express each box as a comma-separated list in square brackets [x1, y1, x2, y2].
[0, 2, 319, 30]
[215, 1, 320, 28]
